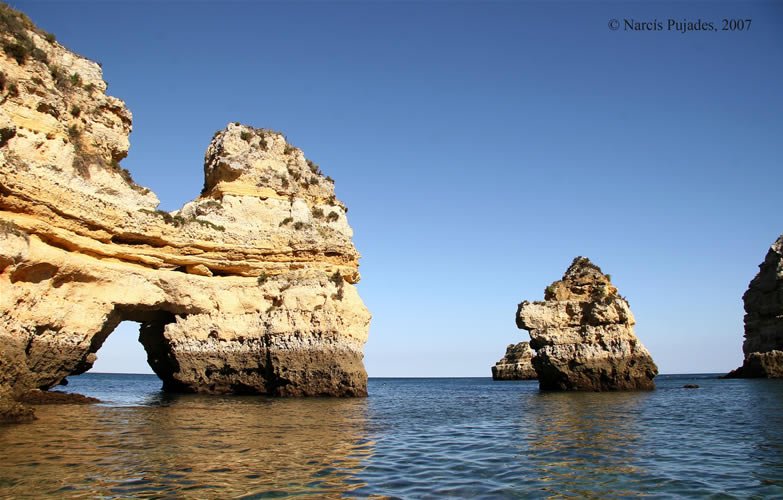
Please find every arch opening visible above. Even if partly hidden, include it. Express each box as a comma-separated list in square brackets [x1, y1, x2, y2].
[89, 321, 153, 375]
[67, 308, 186, 392]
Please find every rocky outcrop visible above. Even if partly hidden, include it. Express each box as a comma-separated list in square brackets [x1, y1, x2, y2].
[0, 4, 370, 398]
[491, 342, 537, 380]
[516, 257, 658, 391]
[726, 235, 783, 378]
[16, 390, 99, 405]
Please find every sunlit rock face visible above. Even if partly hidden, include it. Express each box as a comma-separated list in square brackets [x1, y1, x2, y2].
[491, 342, 537, 380]
[516, 257, 658, 391]
[0, 4, 370, 397]
[726, 235, 783, 378]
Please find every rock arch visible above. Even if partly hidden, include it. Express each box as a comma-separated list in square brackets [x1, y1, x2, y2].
[73, 307, 181, 389]
[0, 10, 370, 397]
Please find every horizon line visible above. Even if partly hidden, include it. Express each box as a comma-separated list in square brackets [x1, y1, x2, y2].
[85, 372, 729, 377]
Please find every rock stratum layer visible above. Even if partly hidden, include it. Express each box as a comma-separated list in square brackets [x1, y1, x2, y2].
[726, 235, 783, 378]
[0, 5, 370, 398]
[516, 257, 658, 391]
[491, 342, 537, 380]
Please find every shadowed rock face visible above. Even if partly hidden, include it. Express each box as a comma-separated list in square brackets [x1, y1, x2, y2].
[726, 235, 783, 378]
[516, 257, 658, 391]
[0, 397, 35, 424]
[0, 4, 370, 398]
[491, 342, 537, 380]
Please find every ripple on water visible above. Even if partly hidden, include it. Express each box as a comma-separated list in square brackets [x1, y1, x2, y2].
[0, 375, 781, 498]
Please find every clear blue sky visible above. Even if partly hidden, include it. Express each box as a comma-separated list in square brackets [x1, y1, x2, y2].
[13, 1, 782, 376]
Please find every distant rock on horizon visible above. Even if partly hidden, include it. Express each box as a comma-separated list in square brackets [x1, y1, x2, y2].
[0, 3, 370, 402]
[516, 257, 658, 391]
[726, 235, 783, 378]
[491, 342, 537, 380]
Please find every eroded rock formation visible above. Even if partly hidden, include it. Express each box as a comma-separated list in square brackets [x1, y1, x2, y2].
[726, 235, 783, 378]
[491, 342, 537, 380]
[517, 257, 658, 391]
[0, 4, 370, 399]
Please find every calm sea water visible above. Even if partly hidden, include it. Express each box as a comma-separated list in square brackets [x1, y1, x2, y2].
[0, 374, 781, 498]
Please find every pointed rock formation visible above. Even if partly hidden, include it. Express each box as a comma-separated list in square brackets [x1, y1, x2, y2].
[516, 257, 658, 391]
[726, 235, 783, 378]
[491, 342, 537, 380]
[0, 4, 370, 398]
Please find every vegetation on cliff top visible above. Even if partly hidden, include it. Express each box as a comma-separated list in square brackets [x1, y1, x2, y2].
[0, 3, 151, 196]
[0, 2, 52, 65]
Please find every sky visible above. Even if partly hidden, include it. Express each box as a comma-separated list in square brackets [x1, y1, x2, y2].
[11, 0, 782, 377]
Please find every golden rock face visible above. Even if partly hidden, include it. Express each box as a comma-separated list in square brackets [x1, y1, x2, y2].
[0, 5, 370, 397]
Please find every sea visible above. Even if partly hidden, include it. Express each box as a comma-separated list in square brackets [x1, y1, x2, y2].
[0, 374, 781, 498]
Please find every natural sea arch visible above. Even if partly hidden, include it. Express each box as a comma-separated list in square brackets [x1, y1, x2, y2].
[71, 307, 183, 391]
[1, 120, 370, 397]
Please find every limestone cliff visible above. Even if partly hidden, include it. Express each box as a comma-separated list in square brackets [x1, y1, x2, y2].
[726, 235, 783, 378]
[0, 4, 370, 398]
[491, 342, 537, 380]
[516, 257, 658, 391]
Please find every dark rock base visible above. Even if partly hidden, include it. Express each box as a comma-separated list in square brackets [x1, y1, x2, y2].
[0, 399, 36, 424]
[533, 353, 657, 391]
[2, 331, 367, 398]
[725, 350, 783, 378]
[156, 334, 368, 397]
[491, 365, 537, 381]
[16, 390, 100, 405]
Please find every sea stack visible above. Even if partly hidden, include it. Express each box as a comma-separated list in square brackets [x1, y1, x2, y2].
[491, 342, 537, 380]
[0, 5, 370, 398]
[726, 235, 783, 378]
[516, 257, 658, 391]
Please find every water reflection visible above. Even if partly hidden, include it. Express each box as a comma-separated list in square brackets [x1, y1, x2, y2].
[0, 394, 373, 498]
[746, 380, 783, 490]
[520, 391, 651, 496]
[2, 377, 782, 498]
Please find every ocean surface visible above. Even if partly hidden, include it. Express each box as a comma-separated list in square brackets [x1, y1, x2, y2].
[0, 374, 781, 498]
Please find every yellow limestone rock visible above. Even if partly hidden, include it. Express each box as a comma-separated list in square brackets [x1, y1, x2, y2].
[0, 5, 370, 397]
